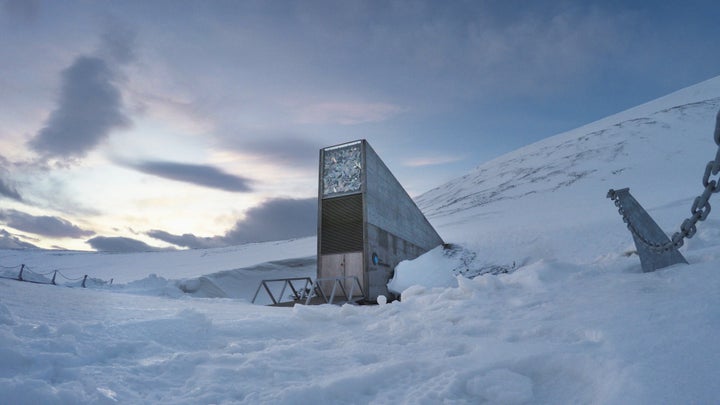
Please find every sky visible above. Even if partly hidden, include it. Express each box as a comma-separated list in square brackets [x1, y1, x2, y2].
[1, 0, 719, 251]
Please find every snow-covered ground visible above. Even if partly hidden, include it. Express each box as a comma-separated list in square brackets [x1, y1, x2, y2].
[0, 238, 316, 303]
[2, 76, 720, 403]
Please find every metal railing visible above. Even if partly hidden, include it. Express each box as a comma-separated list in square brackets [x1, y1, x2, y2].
[251, 276, 365, 306]
[306, 276, 365, 305]
[251, 277, 314, 305]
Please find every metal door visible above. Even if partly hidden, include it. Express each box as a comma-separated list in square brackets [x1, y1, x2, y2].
[319, 252, 364, 297]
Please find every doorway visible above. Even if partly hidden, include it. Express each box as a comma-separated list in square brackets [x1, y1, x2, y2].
[319, 252, 364, 297]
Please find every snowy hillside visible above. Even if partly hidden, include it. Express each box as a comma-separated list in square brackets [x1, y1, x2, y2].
[417, 75, 720, 266]
[2, 76, 720, 403]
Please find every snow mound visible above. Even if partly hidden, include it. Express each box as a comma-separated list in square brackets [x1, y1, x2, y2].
[93, 257, 316, 303]
[387, 244, 515, 296]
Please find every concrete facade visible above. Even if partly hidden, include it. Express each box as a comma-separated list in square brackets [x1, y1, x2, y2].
[318, 140, 443, 301]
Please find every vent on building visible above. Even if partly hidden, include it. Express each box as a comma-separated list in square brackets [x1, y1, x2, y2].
[321, 194, 363, 254]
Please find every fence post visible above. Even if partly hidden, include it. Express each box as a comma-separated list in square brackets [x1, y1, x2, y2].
[18, 264, 24, 281]
[51, 270, 57, 285]
[82, 275, 88, 288]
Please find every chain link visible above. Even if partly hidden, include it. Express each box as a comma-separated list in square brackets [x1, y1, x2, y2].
[609, 109, 720, 252]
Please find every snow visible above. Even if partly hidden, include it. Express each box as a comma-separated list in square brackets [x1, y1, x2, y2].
[0, 238, 316, 304]
[0, 237, 316, 283]
[3, 76, 720, 403]
[2, 257, 719, 403]
[387, 246, 458, 294]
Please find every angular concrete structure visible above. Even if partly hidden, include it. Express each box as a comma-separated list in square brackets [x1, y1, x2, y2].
[318, 140, 443, 301]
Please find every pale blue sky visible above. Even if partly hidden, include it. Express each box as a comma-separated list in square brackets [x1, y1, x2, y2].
[1, 0, 719, 250]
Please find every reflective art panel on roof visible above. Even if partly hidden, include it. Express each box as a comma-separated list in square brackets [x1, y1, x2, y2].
[322, 141, 362, 197]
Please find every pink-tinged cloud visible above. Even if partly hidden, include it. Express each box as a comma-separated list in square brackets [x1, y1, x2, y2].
[295, 102, 405, 125]
[404, 155, 465, 167]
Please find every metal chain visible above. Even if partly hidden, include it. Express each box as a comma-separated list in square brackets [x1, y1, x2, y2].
[609, 109, 720, 252]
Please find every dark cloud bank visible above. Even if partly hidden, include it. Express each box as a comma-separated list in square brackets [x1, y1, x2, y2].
[0, 209, 94, 238]
[148, 197, 317, 249]
[0, 229, 38, 249]
[86, 236, 166, 253]
[85, 197, 317, 252]
[127, 160, 253, 192]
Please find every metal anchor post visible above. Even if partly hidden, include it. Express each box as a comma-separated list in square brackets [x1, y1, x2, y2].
[608, 188, 688, 272]
[607, 109, 720, 272]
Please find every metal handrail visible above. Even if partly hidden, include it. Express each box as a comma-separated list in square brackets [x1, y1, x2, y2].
[251, 277, 314, 304]
[305, 276, 365, 305]
[251, 276, 366, 305]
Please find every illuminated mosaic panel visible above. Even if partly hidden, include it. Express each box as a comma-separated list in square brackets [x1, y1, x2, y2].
[322, 141, 362, 197]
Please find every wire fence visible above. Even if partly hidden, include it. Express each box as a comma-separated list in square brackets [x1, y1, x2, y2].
[0, 263, 113, 289]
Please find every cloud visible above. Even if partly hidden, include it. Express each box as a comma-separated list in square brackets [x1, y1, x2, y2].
[224, 197, 317, 243]
[93, 196, 315, 252]
[147, 197, 317, 248]
[0, 177, 22, 201]
[98, 20, 137, 64]
[145, 230, 225, 250]
[0, 209, 95, 238]
[127, 160, 253, 192]
[0, 229, 38, 249]
[28, 56, 131, 159]
[86, 236, 165, 252]
[404, 155, 465, 167]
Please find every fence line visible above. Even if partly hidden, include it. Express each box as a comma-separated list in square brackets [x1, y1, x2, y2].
[0, 262, 113, 289]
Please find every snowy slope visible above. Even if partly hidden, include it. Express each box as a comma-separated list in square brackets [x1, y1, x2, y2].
[417, 75, 720, 266]
[2, 76, 720, 404]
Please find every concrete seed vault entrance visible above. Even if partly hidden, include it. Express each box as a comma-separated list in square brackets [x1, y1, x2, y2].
[317, 140, 444, 301]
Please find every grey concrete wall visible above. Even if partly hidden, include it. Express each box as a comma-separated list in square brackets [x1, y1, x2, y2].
[364, 142, 443, 251]
[365, 223, 428, 299]
[363, 141, 443, 299]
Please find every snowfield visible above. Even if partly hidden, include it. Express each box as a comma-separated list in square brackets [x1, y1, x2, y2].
[2, 76, 720, 403]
